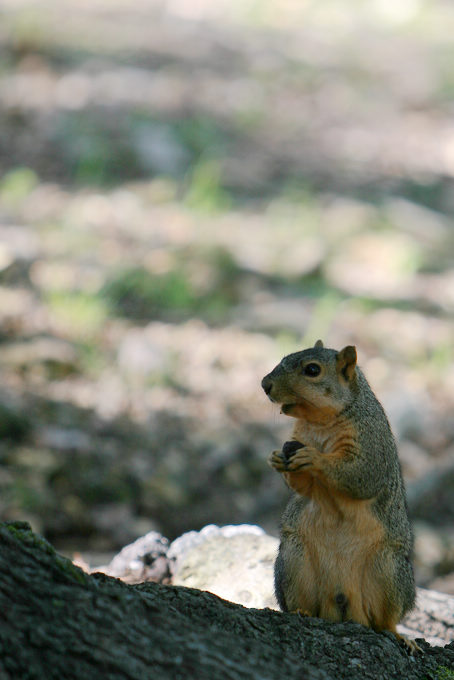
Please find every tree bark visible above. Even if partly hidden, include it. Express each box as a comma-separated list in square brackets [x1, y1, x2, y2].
[0, 522, 453, 680]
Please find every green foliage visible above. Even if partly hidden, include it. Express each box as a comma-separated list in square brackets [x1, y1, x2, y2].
[101, 247, 242, 323]
[302, 291, 343, 347]
[50, 455, 134, 505]
[175, 116, 227, 159]
[53, 111, 232, 188]
[184, 159, 232, 214]
[0, 404, 31, 442]
[11, 479, 44, 513]
[198, 246, 242, 320]
[429, 342, 454, 375]
[46, 291, 108, 340]
[0, 167, 38, 208]
[57, 113, 143, 186]
[5, 9, 45, 53]
[437, 667, 454, 680]
[101, 266, 196, 320]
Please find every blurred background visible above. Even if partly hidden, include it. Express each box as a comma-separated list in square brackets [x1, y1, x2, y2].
[0, 0, 453, 592]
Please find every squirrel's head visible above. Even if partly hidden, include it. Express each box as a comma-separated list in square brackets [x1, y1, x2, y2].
[261, 340, 358, 419]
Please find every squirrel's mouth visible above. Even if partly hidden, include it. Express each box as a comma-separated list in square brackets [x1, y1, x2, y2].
[281, 403, 296, 414]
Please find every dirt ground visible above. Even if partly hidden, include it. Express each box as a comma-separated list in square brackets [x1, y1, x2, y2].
[0, 0, 453, 591]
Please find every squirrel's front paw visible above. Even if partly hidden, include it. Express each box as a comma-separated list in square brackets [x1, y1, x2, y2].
[268, 450, 288, 471]
[285, 445, 322, 472]
[269, 441, 306, 472]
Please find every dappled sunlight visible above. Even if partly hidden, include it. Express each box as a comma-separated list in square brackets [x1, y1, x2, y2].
[0, 0, 453, 590]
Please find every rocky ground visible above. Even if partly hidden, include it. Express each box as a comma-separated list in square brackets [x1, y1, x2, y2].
[0, 0, 453, 593]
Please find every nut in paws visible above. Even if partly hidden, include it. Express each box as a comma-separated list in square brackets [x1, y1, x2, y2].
[282, 440, 304, 460]
[285, 446, 320, 471]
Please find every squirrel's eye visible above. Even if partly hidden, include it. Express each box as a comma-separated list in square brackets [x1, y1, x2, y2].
[303, 363, 321, 377]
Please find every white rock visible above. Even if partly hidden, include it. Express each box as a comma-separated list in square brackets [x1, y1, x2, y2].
[169, 524, 279, 609]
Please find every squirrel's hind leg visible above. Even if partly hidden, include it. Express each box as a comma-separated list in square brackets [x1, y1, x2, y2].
[274, 528, 319, 616]
[385, 627, 423, 655]
[366, 551, 420, 653]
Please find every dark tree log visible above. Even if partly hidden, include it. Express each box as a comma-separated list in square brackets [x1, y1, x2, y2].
[0, 522, 453, 680]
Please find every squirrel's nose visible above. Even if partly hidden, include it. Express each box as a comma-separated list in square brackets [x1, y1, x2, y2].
[261, 375, 273, 396]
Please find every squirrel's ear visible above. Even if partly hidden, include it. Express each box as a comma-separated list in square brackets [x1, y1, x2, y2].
[314, 339, 324, 349]
[336, 345, 357, 381]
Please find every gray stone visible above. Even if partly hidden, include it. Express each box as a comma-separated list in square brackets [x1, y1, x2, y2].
[96, 530, 171, 584]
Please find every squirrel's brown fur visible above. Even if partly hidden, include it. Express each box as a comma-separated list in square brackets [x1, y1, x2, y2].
[262, 340, 419, 653]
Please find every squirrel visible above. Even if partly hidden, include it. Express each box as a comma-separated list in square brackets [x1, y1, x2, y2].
[262, 340, 420, 653]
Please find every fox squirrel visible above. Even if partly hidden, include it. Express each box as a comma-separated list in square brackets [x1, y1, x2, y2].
[262, 340, 420, 653]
